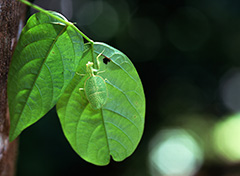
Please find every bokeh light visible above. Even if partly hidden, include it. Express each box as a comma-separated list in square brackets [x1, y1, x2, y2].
[16, 0, 240, 175]
[31, 0, 73, 19]
[220, 68, 240, 112]
[60, 0, 73, 19]
[148, 129, 203, 176]
[213, 113, 240, 163]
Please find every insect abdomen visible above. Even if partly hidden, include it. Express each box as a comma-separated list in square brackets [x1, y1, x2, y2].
[84, 75, 107, 109]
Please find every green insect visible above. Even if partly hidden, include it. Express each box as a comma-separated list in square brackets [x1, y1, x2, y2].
[78, 51, 108, 110]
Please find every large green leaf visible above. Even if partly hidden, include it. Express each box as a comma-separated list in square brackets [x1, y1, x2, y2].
[7, 11, 84, 141]
[57, 42, 145, 165]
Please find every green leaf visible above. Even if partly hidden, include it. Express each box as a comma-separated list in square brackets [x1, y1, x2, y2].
[57, 42, 145, 165]
[7, 11, 84, 141]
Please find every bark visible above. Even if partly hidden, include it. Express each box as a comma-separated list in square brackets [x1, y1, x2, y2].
[0, 0, 26, 175]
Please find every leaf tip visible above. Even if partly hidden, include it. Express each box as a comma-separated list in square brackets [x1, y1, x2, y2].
[8, 126, 20, 142]
[8, 133, 16, 142]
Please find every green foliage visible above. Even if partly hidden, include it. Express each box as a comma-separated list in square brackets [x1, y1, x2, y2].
[7, 8, 145, 165]
[57, 42, 145, 165]
[7, 11, 84, 142]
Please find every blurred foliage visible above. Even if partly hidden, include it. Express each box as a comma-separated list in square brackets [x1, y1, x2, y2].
[16, 0, 240, 175]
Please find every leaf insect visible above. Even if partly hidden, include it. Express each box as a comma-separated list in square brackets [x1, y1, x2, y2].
[77, 50, 108, 110]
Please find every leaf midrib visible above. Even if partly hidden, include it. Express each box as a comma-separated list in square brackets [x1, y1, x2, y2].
[12, 25, 68, 137]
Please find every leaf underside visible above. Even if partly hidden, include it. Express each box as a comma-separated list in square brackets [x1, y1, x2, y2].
[7, 11, 84, 141]
[57, 42, 145, 165]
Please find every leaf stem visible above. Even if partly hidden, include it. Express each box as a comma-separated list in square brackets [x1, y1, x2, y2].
[19, 0, 94, 44]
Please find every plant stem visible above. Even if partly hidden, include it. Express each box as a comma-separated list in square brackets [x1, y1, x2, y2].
[19, 0, 94, 44]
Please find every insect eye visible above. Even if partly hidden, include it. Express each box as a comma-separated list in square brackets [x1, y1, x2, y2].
[103, 57, 111, 65]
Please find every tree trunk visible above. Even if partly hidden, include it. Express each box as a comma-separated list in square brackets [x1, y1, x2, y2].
[0, 0, 26, 175]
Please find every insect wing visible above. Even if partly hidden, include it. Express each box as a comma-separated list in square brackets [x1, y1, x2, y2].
[84, 75, 107, 109]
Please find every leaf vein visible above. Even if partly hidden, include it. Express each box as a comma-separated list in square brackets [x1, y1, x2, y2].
[86, 123, 102, 155]
[34, 83, 43, 114]
[106, 81, 143, 123]
[103, 108, 140, 136]
[43, 63, 54, 106]
[11, 25, 67, 137]
[108, 137, 128, 154]
[105, 121, 134, 147]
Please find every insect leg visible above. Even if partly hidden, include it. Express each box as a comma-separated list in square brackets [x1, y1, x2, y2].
[97, 70, 105, 74]
[96, 49, 105, 70]
[76, 72, 85, 76]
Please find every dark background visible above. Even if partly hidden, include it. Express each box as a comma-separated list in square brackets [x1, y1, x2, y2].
[16, 0, 240, 175]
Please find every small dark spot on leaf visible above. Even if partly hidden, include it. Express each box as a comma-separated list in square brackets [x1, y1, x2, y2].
[103, 57, 111, 65]
[52, 51, 55, 54]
